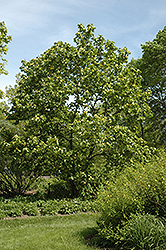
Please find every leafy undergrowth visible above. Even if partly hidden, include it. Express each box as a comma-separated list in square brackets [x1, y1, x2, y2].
[0, 197, 99, 219]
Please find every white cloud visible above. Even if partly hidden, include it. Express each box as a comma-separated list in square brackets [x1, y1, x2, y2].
[0, 0, 73, 35]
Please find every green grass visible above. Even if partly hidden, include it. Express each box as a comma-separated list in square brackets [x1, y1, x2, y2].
[0, 213, 98, 250]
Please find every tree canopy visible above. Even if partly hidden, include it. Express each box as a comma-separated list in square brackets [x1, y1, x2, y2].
[6, 24, 152, 197]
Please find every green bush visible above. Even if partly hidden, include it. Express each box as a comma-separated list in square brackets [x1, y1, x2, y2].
[119, 213, 166, 250]
[96, 151, 166, 247]
[48, 178, 71, 199]
[34, 177, 71, 199]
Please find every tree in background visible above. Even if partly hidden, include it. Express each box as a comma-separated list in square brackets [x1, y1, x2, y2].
[0, 21, 12, 117]
[0, 21, 12, 75]
[138, 26, 166, 147]
[7, 24, 151, 198]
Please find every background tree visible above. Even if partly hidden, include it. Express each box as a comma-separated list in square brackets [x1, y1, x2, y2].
[0, 20, 12, 143]
[138, 26, 166, 147]
[8, 24, 151, 198]
[0, 21, 12, 75]
[0, 20, 12, 130]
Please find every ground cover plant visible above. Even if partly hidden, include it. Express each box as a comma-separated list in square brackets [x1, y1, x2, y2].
[0, 197, 99, 219]
[0, 213, 98, 250]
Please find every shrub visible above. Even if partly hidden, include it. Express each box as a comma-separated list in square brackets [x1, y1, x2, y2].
[47, 178, 71, 199]
[96, 151, 166, 247]
[34, 177, 71, 200]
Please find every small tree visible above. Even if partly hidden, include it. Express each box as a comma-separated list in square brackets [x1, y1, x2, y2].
[8, 24, 151, 197]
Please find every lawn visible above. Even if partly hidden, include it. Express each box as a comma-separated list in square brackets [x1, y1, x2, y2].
[0, 213, 99, 250]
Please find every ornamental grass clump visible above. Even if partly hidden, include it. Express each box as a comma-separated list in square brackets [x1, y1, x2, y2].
[119, 213, 166, 250]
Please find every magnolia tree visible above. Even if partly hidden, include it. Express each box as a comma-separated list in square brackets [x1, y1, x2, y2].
[8, 24, 151, 197]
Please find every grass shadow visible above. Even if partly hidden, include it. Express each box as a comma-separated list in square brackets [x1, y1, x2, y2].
[80, 226, 115, 250]
[79, 226, 99, 249]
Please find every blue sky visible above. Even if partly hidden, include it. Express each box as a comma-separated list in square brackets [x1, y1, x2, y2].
[0, 0, 166, 91]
